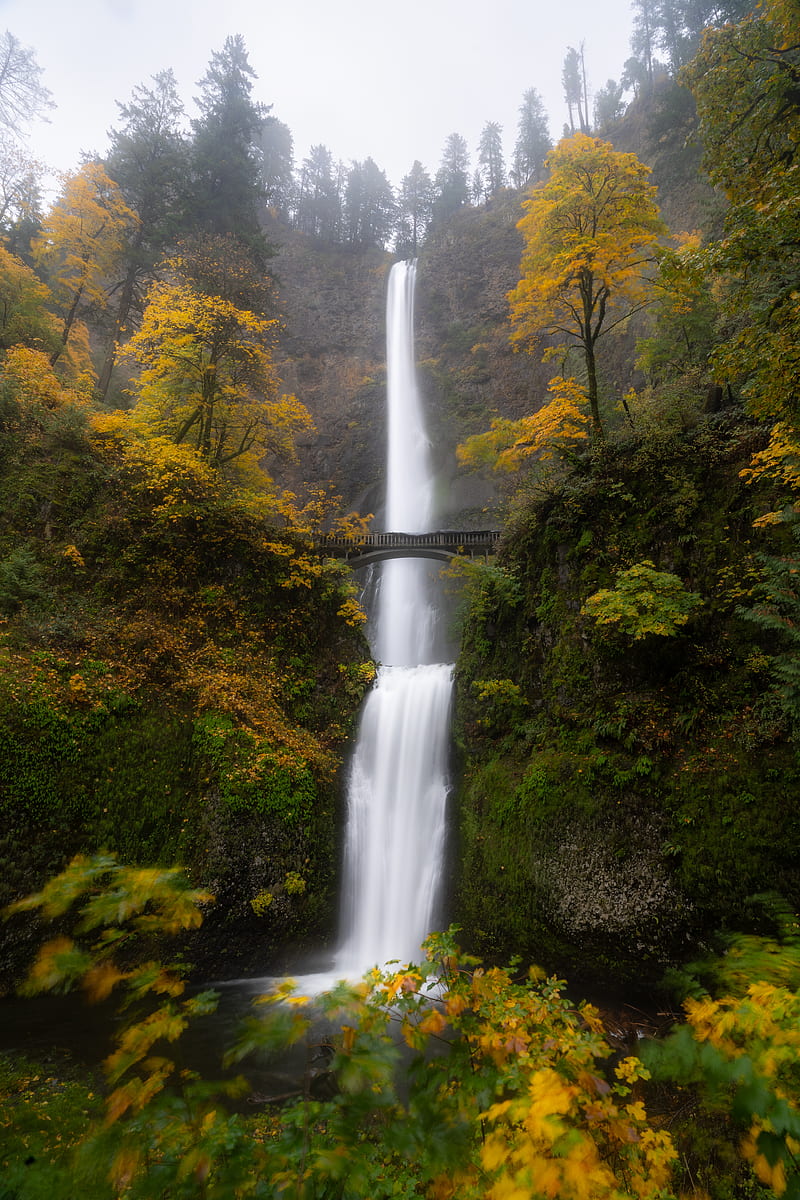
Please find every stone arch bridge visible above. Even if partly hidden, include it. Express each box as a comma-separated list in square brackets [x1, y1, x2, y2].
[314, 529, 501, 568]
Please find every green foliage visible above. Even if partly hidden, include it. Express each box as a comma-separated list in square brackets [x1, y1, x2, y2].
[0, 545, 46, 614]
[582, 560, 702, 640]
[681, 0, 800, 430]
[189, 35, 269, 256]
[192, 712, 318, 823]
[738, 521, 800, 736]
[0, 377, 369, 968]
[453, 415, 800, 977]
[645, 905, 800, 1199]
[0, 1053, 107, 1200]
[471, 677, 527, 734]
[10, 859, 800, 1200]
[4, 868, 680, 1199]
[452, 560, 522, 661]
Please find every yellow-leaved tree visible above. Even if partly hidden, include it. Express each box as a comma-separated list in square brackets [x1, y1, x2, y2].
[0, 244, 60, 356]
[125, 273, 313, 486]
[32, 162, 139, 371]
[457, 375, 590, 472]
[509, 133, 666, 437]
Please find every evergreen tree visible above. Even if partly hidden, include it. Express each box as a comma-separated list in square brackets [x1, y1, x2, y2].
[476, 121, 507, 202]
[562, 47, 589, 134]
[260, 116, 294, 218]
[295, 144, 342, 240]
[0, 142, 43, 260]
[100, 70, 190, 400]
[628, 0, 658, 92]
[395, 160, 433, 254]
[188, 35, 267, 257]
[655, 0, 687, 74]
[594, 79, 626, 131]
[511, 88, 552, 189]
[643, 0, 754, 78]
[343, 158, 395, 249]
[433, 132, 470, 223]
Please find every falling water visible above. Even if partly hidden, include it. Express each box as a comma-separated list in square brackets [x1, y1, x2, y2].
[335, 261, 454, 977]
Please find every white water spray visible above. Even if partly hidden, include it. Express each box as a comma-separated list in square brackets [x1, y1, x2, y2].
[335, 261, 453, 976]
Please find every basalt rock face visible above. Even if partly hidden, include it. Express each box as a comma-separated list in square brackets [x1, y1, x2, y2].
[269, 201, 543, 530]
[269, 230, 392, 521]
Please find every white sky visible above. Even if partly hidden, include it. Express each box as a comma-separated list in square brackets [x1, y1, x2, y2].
[1, 0, 636, 190]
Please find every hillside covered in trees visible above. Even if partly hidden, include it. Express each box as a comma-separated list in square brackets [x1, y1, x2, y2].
[2, 0, 800, 1196]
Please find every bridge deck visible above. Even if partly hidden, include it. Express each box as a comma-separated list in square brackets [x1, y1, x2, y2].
[315, 530, 501, 565]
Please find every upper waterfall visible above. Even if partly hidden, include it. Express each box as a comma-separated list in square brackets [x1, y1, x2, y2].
[376, 262, 438, 668]
[385, 261, 433, 532]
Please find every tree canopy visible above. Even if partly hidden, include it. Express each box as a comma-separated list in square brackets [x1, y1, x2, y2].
[189, 35, 268, 256]
[0, 30, 53, 138]
[125, 263, 312, 486]
[32, 162, 138, 371]
[509, 133, 666, 436]
[682, 0, 800, 431]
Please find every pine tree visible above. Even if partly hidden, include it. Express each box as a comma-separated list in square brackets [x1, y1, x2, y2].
[100, 70, 189, 399]
[295, 144, 341, 240]
[188, 35, 268, 258]
[511, 88, 552, 189]
[343, 158, 395, 249]
[433, 132, 470, 223]
[594, 79, 626, 131]
[629, 0, 658, 92]
[396, 161, 433, 254]
[476, 121, 507, 202]
[261, 116, 294, 218]
[562, 47, 589, 134]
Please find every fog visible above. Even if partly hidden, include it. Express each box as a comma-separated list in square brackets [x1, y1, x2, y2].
[4, 0, 636, 186]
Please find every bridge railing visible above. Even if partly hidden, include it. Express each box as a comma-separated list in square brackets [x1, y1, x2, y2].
[315, 530, 502, 557]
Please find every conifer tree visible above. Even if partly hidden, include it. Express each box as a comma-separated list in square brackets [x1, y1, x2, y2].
[433, 132, 470, 223]
[396, 160, 433, 254]
[100, 70, 189, 399]
[629, 0, 658, 91]
[260, 115, 294, 217]
[295, 144, 341, 240]
[594, 79, 626, 131]
[476, 121, 507, 202]
[562, 47, 589, 134]
[343, 158, 395, 249]
[511, 88, 552, 189]
[188, 35, 268, 260]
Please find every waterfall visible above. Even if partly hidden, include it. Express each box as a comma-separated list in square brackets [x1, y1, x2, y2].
[334, 261, 453, 977]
